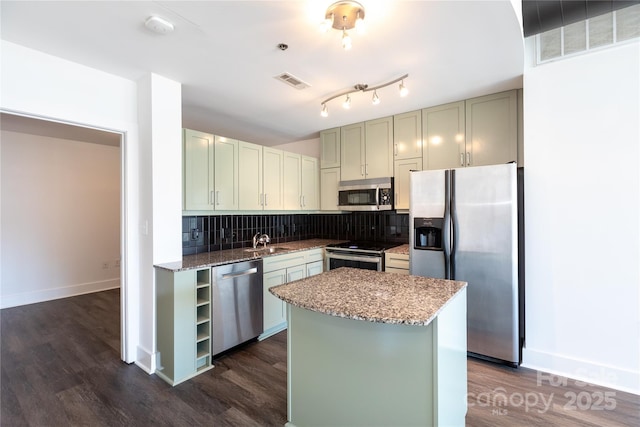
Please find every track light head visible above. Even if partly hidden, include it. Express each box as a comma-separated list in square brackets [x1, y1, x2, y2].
[372, 90, 380, 105]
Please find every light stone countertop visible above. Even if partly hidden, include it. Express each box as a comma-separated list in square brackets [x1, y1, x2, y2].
[269, 267, 466, 326]
[154, 239, 347, 272]
[385, 243, 410, 255]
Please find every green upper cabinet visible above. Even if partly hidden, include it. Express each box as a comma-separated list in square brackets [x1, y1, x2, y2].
[263, 147, 284, 210]
[283, 152, 302, 210]
[183, 129, 214, 211]
[320, 167, 340, 211]
[393, 110, 422, 160]
[183, 128, 319, 212]
[320, 127, 341, 169]
[465, 90, 518, 167]
[183, 130, 238, 211]
[422, 101, 466, 170]
[238, 141, 263, 210]
[340, 122, 365, 181]
[214, 136, 239, 210]
[394, 157, 422, 210]
[423, 91, 518, 170]
[364, 116, 394, 179]
[283, 153, 318, 210]
[301, 155, 319, 210]
[339, 118, 393, 181]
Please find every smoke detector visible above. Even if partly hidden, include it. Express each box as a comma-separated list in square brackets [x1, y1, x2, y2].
[144, 16, 174, 35]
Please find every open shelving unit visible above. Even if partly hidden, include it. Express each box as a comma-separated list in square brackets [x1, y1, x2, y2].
[195, 269, 211, 371]
[155, 266, 214, 386]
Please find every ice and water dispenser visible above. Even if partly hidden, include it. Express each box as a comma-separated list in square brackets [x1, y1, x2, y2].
[414, 218, 443, 250]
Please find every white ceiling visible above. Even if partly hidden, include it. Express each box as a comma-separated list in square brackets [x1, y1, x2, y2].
[0, 1, 524, 146]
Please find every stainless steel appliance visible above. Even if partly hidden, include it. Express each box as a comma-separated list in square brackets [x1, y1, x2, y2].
[409, 163, 524, 366]
[212, 260, 263, 355]
[338, 177, 394, 211]
[325, 241, 400, 271]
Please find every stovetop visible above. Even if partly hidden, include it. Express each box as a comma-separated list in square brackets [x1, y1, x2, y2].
[325, 241, 402, 252]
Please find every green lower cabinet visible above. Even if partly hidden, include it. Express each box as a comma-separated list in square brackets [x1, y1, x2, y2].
[260, 248, 325, 340]
[155, 267, 214, 386]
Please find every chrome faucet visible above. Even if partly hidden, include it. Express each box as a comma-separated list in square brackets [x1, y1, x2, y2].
[253, 232, 271, 249]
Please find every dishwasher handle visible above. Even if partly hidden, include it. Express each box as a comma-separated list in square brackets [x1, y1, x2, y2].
[220, 267, 258, 280]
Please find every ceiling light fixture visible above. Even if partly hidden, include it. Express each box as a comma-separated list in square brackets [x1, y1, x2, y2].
[343, 94, 351, 109]
[320, 74, 409, 117]
[372, 90, 380, 105]
[144, 16, 174, 35]
[321, 103, 329, 117]
[322, 1, 365, 50]
[399, 79, 409, 97]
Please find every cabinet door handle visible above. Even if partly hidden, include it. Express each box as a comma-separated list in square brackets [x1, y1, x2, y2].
[460, 153, 464, 166]
[216, 191, 220, 205]
[360, 165, 365, 176]
[466, 151, 471, 166]
[365, 164, 368, 175]
[264, 193, 268, 206]
[210, 191, 215, 205]
[394, 143, 398, 156]
[300, 195, 303, 207]
[302, 195, 306, 207]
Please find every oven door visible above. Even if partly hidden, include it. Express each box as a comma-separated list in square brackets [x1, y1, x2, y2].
[325, 251, 383, 271]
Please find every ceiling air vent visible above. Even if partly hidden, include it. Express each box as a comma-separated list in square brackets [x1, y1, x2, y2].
[274, 73, 311, 90]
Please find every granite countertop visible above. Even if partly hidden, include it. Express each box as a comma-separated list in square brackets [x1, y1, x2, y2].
[155, 239, 347, 272]
[269, 267, 466, 326]
[385, 243, 410, 255]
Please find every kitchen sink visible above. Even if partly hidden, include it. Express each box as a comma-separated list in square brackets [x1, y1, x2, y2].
[245, 246, 291, 254]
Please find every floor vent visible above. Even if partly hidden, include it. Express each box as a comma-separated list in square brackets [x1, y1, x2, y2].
[274, 73, 311, 90]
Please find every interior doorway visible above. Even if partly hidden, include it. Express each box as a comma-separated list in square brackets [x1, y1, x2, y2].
[0, 112, 128, 361]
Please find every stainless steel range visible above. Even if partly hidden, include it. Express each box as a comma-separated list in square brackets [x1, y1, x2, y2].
[325, 241, 401, 272]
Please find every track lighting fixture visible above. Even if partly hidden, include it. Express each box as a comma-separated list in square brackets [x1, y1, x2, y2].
[343, 94, 351, 109]
[399, 80, 409, 97]
[319, 74, 409, 117]
[372, 90, 380, 105]
[342, 28, 352, 50]
[322, 1, 365, 50]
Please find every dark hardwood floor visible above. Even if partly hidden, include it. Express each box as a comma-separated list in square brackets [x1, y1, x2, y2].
[1, 289, 638, 426]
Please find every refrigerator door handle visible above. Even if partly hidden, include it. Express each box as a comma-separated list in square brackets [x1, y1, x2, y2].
[443, 170, 452, 279]
[449, 169, 457, 279]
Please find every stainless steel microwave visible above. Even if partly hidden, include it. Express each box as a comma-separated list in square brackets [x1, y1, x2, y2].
[338, 177, 394, 211]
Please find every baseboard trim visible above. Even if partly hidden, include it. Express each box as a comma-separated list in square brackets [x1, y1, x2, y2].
[0, 279, 120, 309]
[135, 345, 156, 374]
[258, 322, 287, 341]
[523, 347, 640, 395]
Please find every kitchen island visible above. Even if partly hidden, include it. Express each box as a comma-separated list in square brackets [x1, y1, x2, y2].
[270, 267, 468, 427]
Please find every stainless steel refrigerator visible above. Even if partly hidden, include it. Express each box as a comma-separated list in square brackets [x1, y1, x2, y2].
[409, 163, 524, 366]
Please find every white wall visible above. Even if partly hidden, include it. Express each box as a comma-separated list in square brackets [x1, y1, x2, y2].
[0, 40, 143, 364]
[135, 73, 183, 373]
[274, 137, 321, 159]
[523, 40, 640, 394]
[1, 131, 120, 307]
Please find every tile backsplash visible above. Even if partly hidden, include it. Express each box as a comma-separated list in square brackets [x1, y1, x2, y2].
[182, 212, 409, 256]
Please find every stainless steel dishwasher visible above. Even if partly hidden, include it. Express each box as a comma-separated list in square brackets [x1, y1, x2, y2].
[212, 260, 263, 355]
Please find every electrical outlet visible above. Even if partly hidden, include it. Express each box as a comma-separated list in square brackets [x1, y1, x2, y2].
[102, 262, 109, 269]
